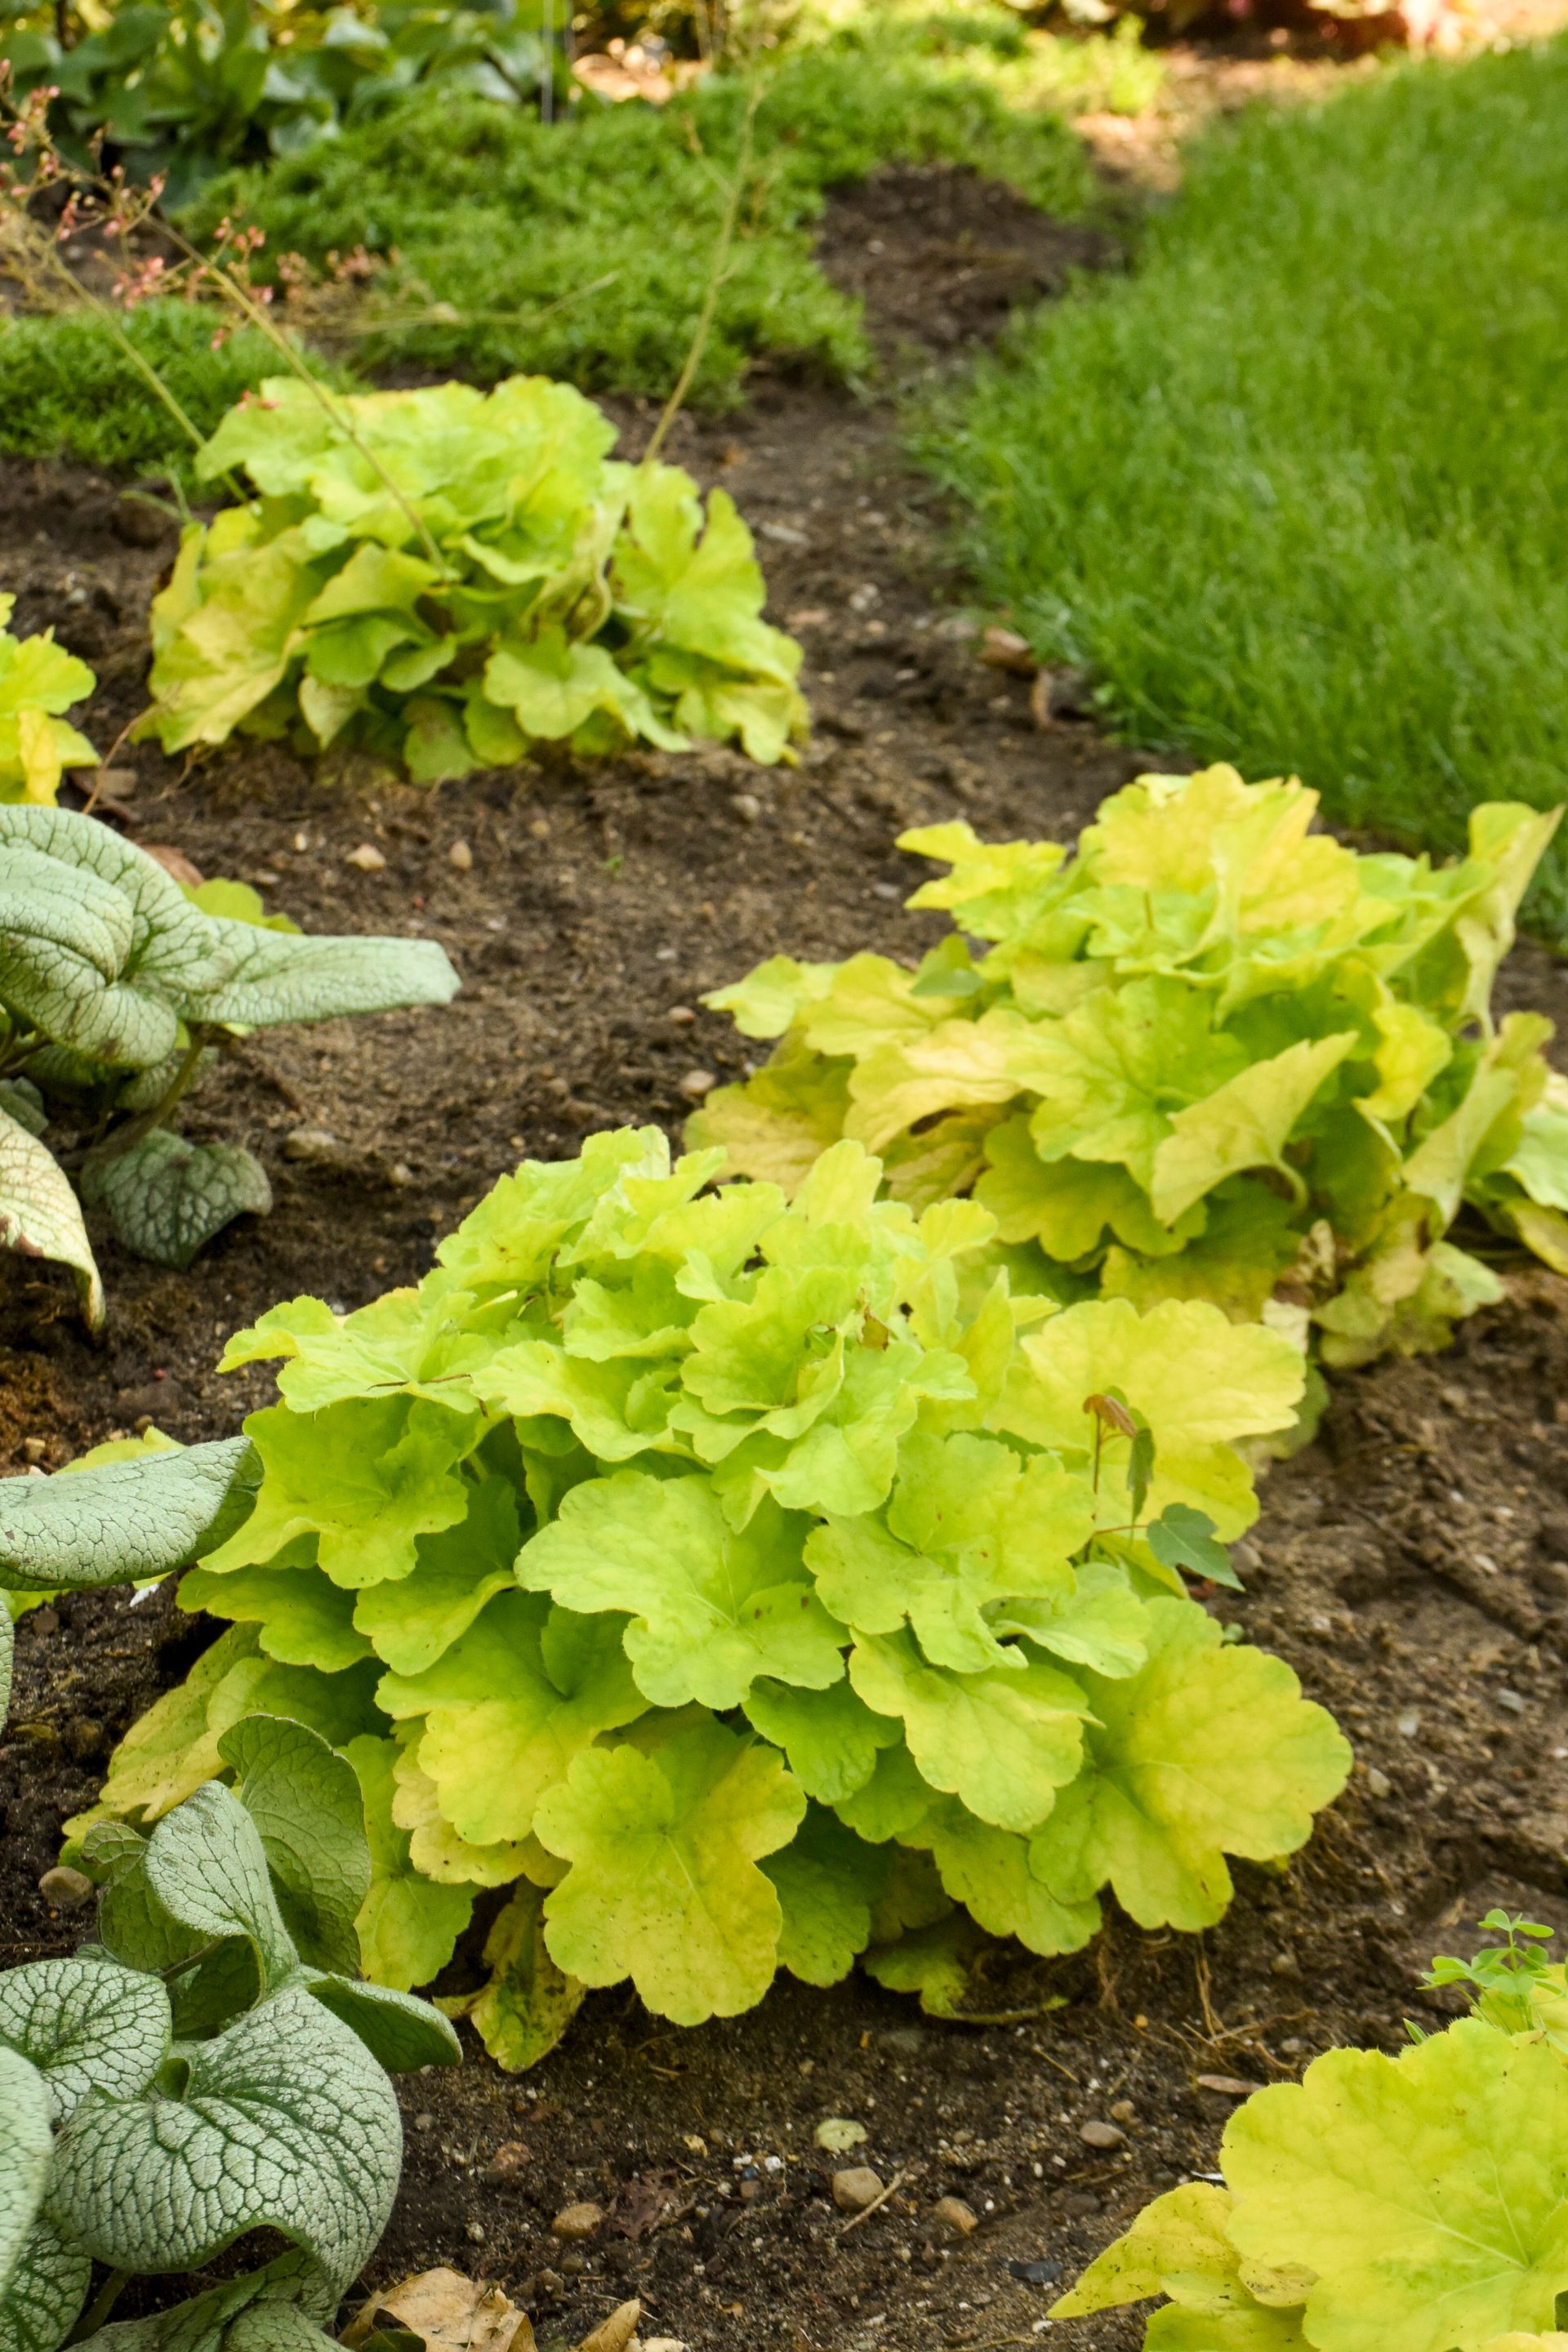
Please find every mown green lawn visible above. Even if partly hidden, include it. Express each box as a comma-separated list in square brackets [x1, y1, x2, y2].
[928, 39, 1568, 933]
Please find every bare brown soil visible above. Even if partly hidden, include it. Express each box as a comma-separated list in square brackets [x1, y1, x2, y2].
[3, 162, 1568, 2352]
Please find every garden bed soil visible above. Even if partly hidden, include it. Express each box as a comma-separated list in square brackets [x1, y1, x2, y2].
[4, 160, 1568, 2352]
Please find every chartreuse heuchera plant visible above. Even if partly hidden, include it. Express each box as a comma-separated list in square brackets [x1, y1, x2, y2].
[0, 594, 97, 805]
[1052, 1911, 1568, 2352]
[44, 1126, 1349, 2066]
[140, 376, 808, 782]
[0, 805, 457, 1320]
[0, 1446, 458, 2352]
[692, 765, 1568, 1372]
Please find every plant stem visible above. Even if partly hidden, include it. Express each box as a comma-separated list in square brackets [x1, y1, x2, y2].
[65, 2271, 129, 2344]
[81, 1026, 214, 1169]
[640, 70, 762, 470]
[157, 222, 452, 578]
[40, 247, 207, 458]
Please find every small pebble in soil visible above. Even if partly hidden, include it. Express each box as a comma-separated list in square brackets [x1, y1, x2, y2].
[283, 1126, 342, 1164]
[667, 1004, 696, 1025]
[480, 2141, 531, 2184]
[1007, 2258, 1062, 2287]
[679, 1069, 716, 1098]
[345, 843, 387, 872]
[448, 839, 474, 871]
[23, 1437, 47, 1464]
[551, 2201, 605, 2240]
[38, 1865, 94, 1909]
[930, 2196, 978, 2238]
[831, 2167, 884, 2213]
[730, 792, 762, 822]
[1196, 2075, 1260, 2098]
[1080, 2119, 1126, 2149]
[1396, 1709, 1422, 1737]
[1366, 1766, 1393, 1797]
[466, 2221, 485, 2243]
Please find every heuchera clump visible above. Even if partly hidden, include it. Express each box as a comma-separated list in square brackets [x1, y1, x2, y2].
[141, 376, 808, 781]
[693, 764, 1568, 1370]
[1054, 1911, 1568, 2352]
[75, 1128, 1350, 2065]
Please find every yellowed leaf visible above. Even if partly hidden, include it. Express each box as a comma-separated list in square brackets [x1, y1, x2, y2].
[342, 2267, 537, 2352]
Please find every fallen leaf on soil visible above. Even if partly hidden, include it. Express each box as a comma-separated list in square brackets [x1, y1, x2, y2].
[575, 2303, 640, 2352]
[140, 843, 205, 888]
[611, 2173, 681, 2238]
[813, 2117, 866, 2152]
[341, 2268, 535, 2352]
[978, 626, 1034, 675]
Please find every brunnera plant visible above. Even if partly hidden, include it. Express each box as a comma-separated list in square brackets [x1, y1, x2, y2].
[37, 1126, 1350, 2067]
[1052, 1911, 1568, 2352]
[691, 764, 1568, 1374]
[140, 375, 809, 783]
[0, 1687, 458, 2352]
[0, 805, 459, 1321]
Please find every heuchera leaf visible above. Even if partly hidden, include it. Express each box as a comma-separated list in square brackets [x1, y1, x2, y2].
[849, 1628, 1089, 1836]
[376, 1591, 647, 1845]
[1027, 1597, 1351, 1931]
[533, 1719, 806, 2025]
[997, 1298, 1304, 1539]
[0, 599, 96, 805]
[439, 1883, 586, 2074]
[1050, 2180, 1307, 2347]
[345, 1735, 474, 1993]
[519, 1472, 844, 1708]
[764, 1804, 883, 1989]
[1223, 2020, 1568, 2352]
[203, 1400, 474, 1590]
